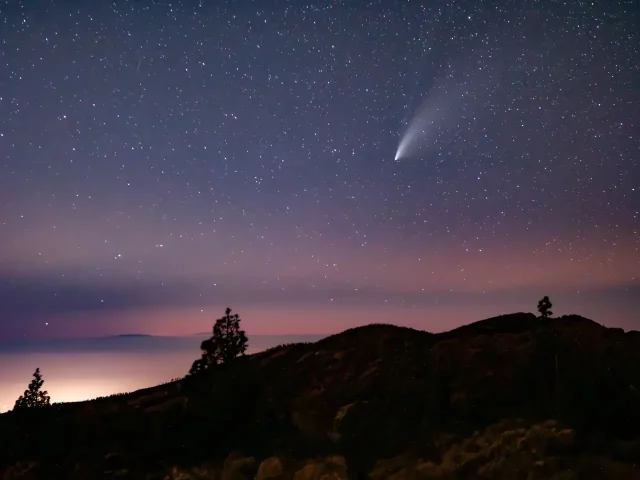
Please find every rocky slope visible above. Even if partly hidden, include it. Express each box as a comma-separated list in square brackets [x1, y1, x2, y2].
[2, 313, 640, 479]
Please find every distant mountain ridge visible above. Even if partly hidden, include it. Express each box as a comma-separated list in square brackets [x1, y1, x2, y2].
[105, 334, 153, 338]
[2, 312, 640, 479]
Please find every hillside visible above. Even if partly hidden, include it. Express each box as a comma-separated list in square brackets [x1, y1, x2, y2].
[2, 313, 640, 479]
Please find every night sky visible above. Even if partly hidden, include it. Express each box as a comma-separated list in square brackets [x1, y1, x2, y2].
[1, 1, 638, 339]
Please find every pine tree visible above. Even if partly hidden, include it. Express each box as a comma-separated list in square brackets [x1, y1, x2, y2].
[537, 296, 553, 318]
[14, 368, 51, 410]
[189, 307, 248, 375]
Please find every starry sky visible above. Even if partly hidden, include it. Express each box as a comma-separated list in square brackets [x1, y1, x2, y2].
[0, 0, 638, 339]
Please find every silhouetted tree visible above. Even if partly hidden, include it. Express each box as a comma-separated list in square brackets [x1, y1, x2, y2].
[532, 297, 560, 414]
[189, 307, 248, 375]
[537, 296, 553, 318]
[13, 368, 51, 410]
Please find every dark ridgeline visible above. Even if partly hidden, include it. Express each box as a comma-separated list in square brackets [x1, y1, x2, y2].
[2, 307, 640, 479]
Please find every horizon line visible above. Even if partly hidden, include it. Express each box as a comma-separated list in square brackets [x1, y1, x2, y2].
[0, 331, 332, 342]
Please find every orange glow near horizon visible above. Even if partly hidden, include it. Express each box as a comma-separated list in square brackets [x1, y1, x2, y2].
[0, 353, 184, 413]
[0, 346, 241, 412]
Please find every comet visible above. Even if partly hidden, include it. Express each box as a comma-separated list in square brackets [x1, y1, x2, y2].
[394, 99, 447, 161]
[394, 48, 501, 162]
[394, 83, 466, 161]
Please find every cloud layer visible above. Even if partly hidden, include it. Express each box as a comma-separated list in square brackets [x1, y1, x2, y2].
[1, 268, 638, 338]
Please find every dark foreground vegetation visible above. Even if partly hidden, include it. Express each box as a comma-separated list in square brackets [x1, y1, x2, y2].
[3, 311, 640, 479]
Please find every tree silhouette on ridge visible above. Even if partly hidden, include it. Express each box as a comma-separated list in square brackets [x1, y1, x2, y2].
[14, 367, 51, 410]
[537, 296, 553, 318]
[189, 307, 248, 375]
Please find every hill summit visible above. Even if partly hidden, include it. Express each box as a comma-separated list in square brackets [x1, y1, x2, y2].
[2, 312, 640, 479]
